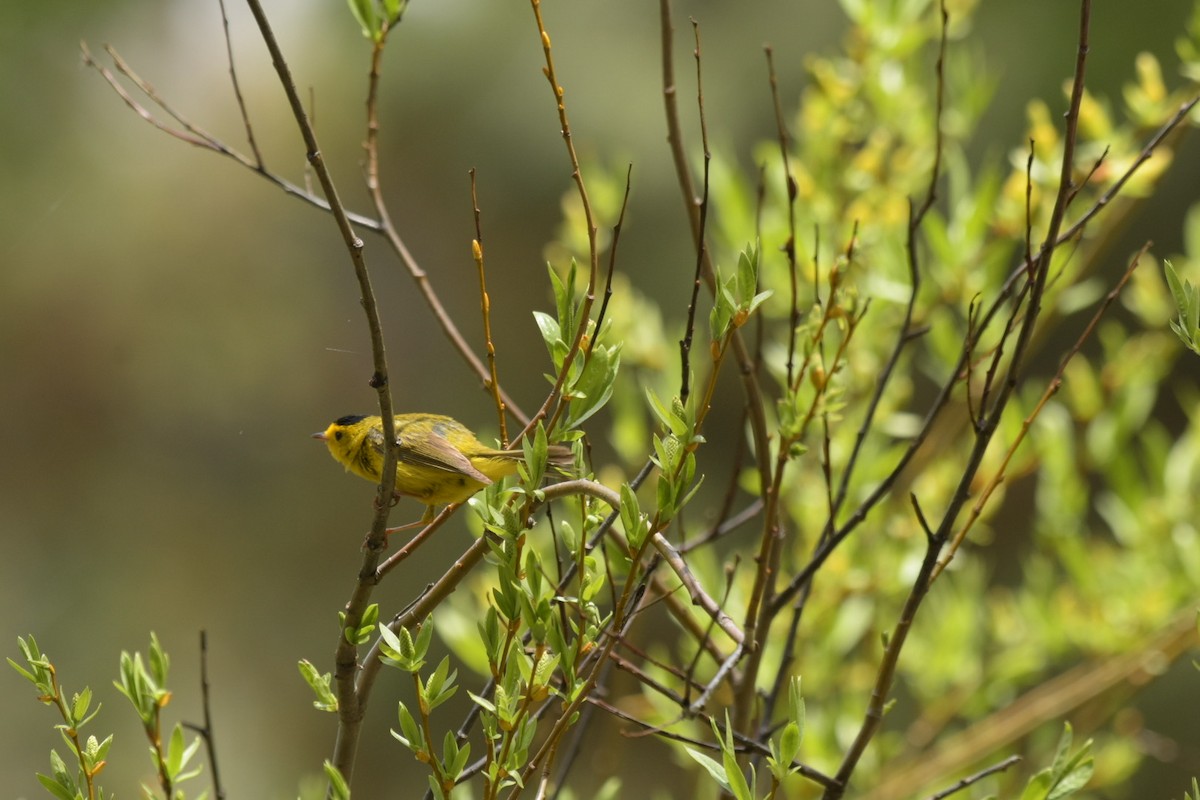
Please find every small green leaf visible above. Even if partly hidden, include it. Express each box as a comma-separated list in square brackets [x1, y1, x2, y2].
[36, 771, 78, 800]
[736, 243, 759, 303]
[684, 747, 730, 791]
[619, 483, 647, 548]
[722, 747, 752, 800]
[534, 310, 563, 352]
[347, 0, 380, 40]
[1021, 770, 1054, 800]
[71, 687, 92, 724]
[148, 632, 169, 687]
[467, 689, 497, 715]
[7, 655, 38, 684]
[298, 659, 338, 712]
[324, 760, 351, 800]
[1049, 723, 1074, 778]
[776, 722, 801, 774]
[646, 388, 687, 437]
[393, 701, 424, 752]
[789, 676, 806, 745]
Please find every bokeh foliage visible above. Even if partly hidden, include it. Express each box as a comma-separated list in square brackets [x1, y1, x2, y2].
[8, 1, 1200, 799]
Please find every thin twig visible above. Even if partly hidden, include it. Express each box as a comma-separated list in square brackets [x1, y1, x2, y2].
[217, 0, 262, 166]
[821, 7, 1096, 796]
[658, 0, 773, 492]
[78, 42, 383, 230]
[591, 164, 633, 353]
[764, 45, 800, 388]
[242, 3, 399, 790]
[81, 30, 528, 423]
[922, 755, 1022, 800]
[182, 631, 226, 800]
[469, 170, 508, 443]
[537, 480, 745, 645]
[862, 609, 1199, 800]
[932, 241, 1150, 579]
[678, 19, 711, 406]
[526, 0, 600, 437]
[831, 0, 946, 525]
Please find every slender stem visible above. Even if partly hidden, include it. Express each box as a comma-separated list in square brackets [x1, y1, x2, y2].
[185, 630, 226, 800]
[525, 0, 600, 438]
[933, 242, 1149, 579]
[764, 45, 799, 388]
[678, 20, 711, 406]
[822, 6, 1096, 795]
[242, 2, 398, 790]
[922, 755, 1022, 800]
[469, 170, 508, 443]
[217, 0, 262, 166]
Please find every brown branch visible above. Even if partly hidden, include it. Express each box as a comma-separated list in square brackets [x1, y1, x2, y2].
[525, 0, 601, 437]
[822, 7, 1097, 796]
[922, 755, 1022, 800]
[78, 41, 383, 230]
[764, 45, 800, 388]
[659, 0, 773, 493]
[240, 2, 401, 789]
[678, 19, 711, 406]
[831, 0, 946, 526]
[863, 609, 1199, 800]
[181, 631, 226, 800]
[217, 0, 262, 166]
[932, 241, 1150, 579]
[81, 26, 528, 425]
[591, 163, 633, 351]
[539, 480, 745, 646]
[469, 171, 508, 443]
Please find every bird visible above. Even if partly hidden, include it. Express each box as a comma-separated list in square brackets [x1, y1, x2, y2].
[313, 413, 573, 519]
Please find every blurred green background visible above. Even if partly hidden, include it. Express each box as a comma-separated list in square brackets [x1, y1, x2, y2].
[2, 1, 1197, 797]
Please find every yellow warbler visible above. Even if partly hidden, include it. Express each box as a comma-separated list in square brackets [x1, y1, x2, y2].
[313, 413, 572, 514]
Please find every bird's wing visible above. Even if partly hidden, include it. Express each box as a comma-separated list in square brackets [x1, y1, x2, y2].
[385, 428, 493, 485]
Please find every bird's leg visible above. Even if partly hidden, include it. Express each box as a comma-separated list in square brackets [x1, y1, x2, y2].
[383, 504, 437, 536]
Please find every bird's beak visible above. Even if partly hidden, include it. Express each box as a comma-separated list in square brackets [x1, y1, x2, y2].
[312, 431, 328, 441]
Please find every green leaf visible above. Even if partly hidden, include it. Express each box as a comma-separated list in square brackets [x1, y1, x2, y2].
[722, 744, 753, 800]
[324, 760, 351, 800]
[7, 655, 38, 684]
[36, 771, 78, 800]
[148, 632, 169, 687]
[746, 289, 774, 318]
[166, 723, 186, 776]
[443, 730, 471, 779]
[646, 388, 688, 437]
[298, 659, 338, 712]
[70, 687, 92, 724]
[789, 676, 806, 745]
[568, 344, 620, 427]
[382, 0, 406, 24]
[1164, 260, 1200, 353]
[1048, 759, 1094, 800]
[684, 747, 730, 791]
[393, 701, 425, 752]
[735, 243, 760, 304]
[774, 722, 801, 778]
[1048, 723, 1075, 779]
[347, 0, 380, 40]
[466, 689, 497, 715]
[533, 310, 563, 352]
[1021, 770, 1054, 800]
[619, 483, 648, 548]
[421, 656, 459, 712]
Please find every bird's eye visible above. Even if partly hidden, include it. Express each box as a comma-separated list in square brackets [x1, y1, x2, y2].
[334, 431, 344, 441]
